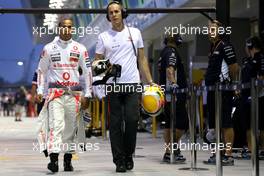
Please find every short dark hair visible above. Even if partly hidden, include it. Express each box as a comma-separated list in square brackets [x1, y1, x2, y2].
[246, 36, 264, 50]
[211, 20, 223, 27]
[106, 1, 128, 21]
[164, 33, 182, 46]
[58, 16, 73, 27]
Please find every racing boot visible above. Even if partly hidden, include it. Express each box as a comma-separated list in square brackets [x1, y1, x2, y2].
[47, 153, 59, 172]
[64, 153, 74, 172]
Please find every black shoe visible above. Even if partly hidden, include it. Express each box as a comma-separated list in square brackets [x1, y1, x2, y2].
[48, 162, 59, 173]
[64, 153, 74, 172]
[162, 153, 170, 163]
[162, 152, 186, 163]
[240, 149, 251, 160]
[203, 154, 234, 166]
[116, 160, 126, 173]
[203, 154, 216, 165]
[174, 149, 186, 163]
[47, 153, 59, 173]
[259, 151, 264, 160]
[125, 156, 134, 170]
[222, 156, 234, 166]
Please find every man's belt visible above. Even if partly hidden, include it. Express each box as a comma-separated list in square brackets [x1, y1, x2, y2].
[48, 83, 83, 91]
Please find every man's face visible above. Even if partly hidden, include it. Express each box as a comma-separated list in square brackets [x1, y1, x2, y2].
[208, 22, 219, 42]
[108, 3, 123, 25]
[59, 19, 73, 41]
[245, 46, 251, 57]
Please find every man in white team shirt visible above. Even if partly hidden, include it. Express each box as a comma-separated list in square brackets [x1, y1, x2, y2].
[37, 17, 92, 173]
[95, 1, 155, 173]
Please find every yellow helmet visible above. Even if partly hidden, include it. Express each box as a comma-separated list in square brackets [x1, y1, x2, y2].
[141, 85, 165, 117]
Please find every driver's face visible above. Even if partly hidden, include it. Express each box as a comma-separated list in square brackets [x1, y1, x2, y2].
[59, 19, 73, 40]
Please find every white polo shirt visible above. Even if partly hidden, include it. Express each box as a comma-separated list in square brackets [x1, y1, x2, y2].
[95, 26, 144, 83]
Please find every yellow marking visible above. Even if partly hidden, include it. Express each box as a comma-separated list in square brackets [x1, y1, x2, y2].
[0, 156, 10, 160]
[72, 153, 79, 160]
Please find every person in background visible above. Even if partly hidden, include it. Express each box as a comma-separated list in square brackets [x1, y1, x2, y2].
[14, 87, 26, 121]
[203, 20, 239, 166]
[158, 33, 188, 163]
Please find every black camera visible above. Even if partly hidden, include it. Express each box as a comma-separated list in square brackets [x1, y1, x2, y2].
[92, 59, 110, 76]
[108, 64, 122, 78]
[92, 64, 122, 86]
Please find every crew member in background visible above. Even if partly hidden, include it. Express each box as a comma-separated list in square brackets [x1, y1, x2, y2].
[203, 20, 239, 166]
[158, 33, 189, 163]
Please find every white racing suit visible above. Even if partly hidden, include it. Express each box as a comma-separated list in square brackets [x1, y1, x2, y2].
[37, 38, 92, 154]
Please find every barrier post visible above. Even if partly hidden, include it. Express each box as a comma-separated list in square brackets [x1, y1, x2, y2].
[190, 85, 197, 169]
[170, 86, 176, 163]
[215, 83, 222, 176]
[179, 85, 208, 171]
[251, 78, 259, 176]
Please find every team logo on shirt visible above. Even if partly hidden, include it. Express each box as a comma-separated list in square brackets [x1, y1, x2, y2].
[51, 53, 61, 62]
[52, 45, 58, 50]
[69, 58, 79, 62]
[71, 46, 80, 54]
[51, 57, 61, 62]
[69, 52, 80, 62]
[73, 46, 78, 50]
[53, 63, 77, 68]
[70, 52, 80, 58]
[62, 72, 70, 80]
[112, 44, 120, 49]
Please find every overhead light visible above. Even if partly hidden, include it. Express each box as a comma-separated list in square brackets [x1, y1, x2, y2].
[17, 61, 24, 66]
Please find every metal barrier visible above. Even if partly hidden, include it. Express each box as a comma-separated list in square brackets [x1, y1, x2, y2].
[251, 79, 263, 176]
[175, 85, 208, 170]
[169, 79, 264, 175]
[170, 85, 176, 163]
[215, 83, 223, 176]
